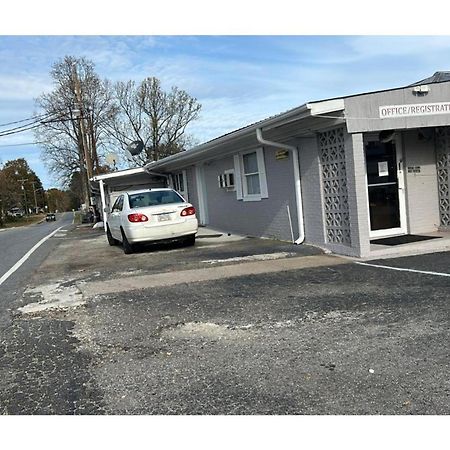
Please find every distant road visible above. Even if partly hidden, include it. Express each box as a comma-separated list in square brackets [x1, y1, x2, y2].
[0, 212, 74, 327]
[0, 212, 74, 285]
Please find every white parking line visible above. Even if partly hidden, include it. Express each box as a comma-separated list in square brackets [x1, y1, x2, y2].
[0, 226, 63, 287]
[355, 261, 450, 278]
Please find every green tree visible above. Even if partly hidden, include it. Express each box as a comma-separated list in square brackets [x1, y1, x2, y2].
[68, 171, 83, 210]
[0, 158, 44, 215]
[46, 188, 70, 213]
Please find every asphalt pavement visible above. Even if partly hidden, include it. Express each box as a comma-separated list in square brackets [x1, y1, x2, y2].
[0, 223, 449, 415]
[0, 212, 74, 329]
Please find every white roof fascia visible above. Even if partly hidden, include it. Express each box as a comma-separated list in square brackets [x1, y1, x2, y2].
[91, 167, 146, 182]
[307, 98, 345, 116]
[146, 104, 312, 171]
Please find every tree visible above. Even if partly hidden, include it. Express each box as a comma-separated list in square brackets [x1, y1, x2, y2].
[105, 77, 201, 166]
[67, 171, 83, 210]
[46, 188, 71, 213]
[35, 56, 115, 206]
[35, 57, 202, 199]
[0, 158, 44, 214]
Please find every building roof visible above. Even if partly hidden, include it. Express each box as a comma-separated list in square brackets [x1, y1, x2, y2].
[410, 71, 450, 86]
[145, 71, 450, 171]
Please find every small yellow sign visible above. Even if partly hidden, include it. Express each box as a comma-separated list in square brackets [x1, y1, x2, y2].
[275, 150, 289, 160]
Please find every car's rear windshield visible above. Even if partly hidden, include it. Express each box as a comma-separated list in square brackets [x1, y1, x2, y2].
[128, 190, 184, 208]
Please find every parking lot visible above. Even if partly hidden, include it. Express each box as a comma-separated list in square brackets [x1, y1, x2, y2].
[0, 224, 449, 414]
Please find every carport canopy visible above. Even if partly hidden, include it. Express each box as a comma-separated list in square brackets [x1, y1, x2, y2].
[90, 167, 168, 230]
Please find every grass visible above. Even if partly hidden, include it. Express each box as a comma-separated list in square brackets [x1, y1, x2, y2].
[1, 214, 46, 229]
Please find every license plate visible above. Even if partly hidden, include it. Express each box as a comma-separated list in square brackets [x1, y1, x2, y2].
[158, 213, 172, 222]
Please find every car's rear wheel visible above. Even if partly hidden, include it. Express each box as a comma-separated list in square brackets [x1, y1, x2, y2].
[106, 226, 118, 246]
[121, 228, 134, 254]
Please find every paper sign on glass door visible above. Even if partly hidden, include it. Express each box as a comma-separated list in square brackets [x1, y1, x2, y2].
[378, 161, 389, 177]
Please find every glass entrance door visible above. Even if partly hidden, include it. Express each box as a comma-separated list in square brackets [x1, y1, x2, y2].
[365, 138, 406, 237]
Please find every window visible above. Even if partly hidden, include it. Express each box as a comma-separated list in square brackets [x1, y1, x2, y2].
[243, 152, 260, 196]
[173, 172, 184, 192]
[233, 148, 268, 201]
[171, 171, 188, 200]
[112, 195, 124, 212]
[128, 190, 184, 208]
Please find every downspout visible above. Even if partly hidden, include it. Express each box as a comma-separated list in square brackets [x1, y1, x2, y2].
[256, 128, 305, 244]
[99, 179, 107, 232]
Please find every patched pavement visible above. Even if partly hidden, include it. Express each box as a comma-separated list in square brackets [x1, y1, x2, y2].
[0, 225, 449, 414]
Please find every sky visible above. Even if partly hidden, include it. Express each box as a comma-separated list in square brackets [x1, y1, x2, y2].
[2, 34, 450, 188]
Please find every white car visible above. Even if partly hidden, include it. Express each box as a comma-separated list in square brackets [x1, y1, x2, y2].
[106, 188, 198, 254]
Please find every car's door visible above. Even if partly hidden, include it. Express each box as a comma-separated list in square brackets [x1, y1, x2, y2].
[109, 195, 124, 239]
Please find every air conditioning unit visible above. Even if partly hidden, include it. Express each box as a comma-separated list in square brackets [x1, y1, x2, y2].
[218, 170, 235, 189]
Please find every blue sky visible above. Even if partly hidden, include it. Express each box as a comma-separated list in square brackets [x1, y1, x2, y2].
[2, 35, 450, 188]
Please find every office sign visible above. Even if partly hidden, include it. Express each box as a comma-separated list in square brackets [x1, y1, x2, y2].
[379, 102, 450, 119]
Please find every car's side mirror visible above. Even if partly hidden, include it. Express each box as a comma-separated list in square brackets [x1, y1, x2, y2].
[104, 206, 111, 214]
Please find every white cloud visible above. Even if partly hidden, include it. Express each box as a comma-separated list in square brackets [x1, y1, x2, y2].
[292, 36, 450, 66]
[2, 35, 450, 186]
[0, 74, 52, 101]
[349, 35, 450, 59]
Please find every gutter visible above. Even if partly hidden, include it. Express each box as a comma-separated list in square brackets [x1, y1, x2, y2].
[256, 128, 305, 245]
[145, 104, 312, 172]
[145, 169, 170, 182]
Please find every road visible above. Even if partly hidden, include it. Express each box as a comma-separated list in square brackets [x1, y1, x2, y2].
[0, 212, 74, 329]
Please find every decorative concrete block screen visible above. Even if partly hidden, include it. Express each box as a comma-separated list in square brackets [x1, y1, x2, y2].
[318, 127, 352, 245]
[435, 127, 450, 226]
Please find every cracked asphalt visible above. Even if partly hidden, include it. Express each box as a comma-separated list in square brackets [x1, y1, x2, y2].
[0, 225, 449, 414]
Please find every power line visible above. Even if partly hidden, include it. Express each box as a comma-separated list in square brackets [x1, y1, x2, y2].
[0, 123, 43, 138]
[0, 111, 68, 137]
[0, 120, 43, 136]
[0, 112, 53, 128]
[0, 141, 45, 148]
[0, 113, 62, 137]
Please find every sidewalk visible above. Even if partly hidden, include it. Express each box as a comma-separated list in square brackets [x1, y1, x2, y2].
[79, 254, 344, 297]
[363, 230, 450, 260]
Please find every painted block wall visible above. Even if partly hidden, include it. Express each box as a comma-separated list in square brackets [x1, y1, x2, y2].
[296, 137, 326, 246]
[202, 148, 298, 241]
[342, 131, 371, 257]
[402, 129, 440, 233]
[185, 166, 199, 209]
[296, 133, 368, 257]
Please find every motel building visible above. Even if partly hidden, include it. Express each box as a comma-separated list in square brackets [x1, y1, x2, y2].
[93, 72, 450, 258]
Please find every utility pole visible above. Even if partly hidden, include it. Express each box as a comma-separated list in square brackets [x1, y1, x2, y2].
[18, 178, 28, 216]
[72, 64, 93, 209]
[31, 181, 38, 213]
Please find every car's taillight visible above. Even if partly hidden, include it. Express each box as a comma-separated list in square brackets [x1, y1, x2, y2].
[127, 213, 149, 223]
[180, 206, 196, 217]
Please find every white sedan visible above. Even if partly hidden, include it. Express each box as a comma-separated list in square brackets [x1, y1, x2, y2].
[105, 188, 198, 254]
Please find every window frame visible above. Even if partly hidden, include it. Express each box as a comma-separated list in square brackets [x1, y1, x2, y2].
[171, 170, 188, 201]
[234, 148, 268, 202]
[111, 195, 124, 212]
